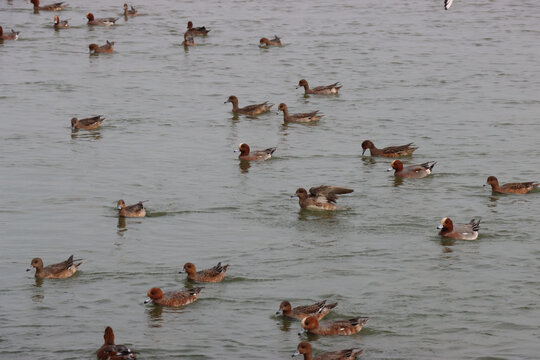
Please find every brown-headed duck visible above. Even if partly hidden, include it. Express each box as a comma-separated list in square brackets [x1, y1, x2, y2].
[123, 3, 137, 17]
[0, 26, 19, 40]
[235, 143, 276, 161]
[293, 342, 363, 360]
[27, 255, 82, 279]
[444, 0, 454, 10]
[294, 186, 353, 211]
[438, 217, 480, 240]
[116, 200, 146, 218]
[87, 13, 119, 26]
[276, 300, 337, 321]
[179, 262, 229, 283]
[297, 79, 342, 95]
[144, 287, 202, 307]
[97, 327, 137, 360]
[299, 316, 369, 336]
[181, 31, 195, 46]
[53, 15, 69, 29]
[259, 36, 281, 47]
[186, 21, 210, 36]
[361, 140, 418, 157]
[225, 95, 274, 116]
[89, 41, 114, 54]
[31, 0, 66, 11]
[387, 160, 436, 178]
[277, 103, 323, 123]
[484, 176, 538, 194]
[71, 115, 104, 130]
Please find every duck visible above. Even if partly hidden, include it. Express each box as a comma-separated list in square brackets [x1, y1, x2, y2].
[123, 3, 137, 17]
[444, 0, 454, 10]
[299, 316, 369, 336]
[438, 217, 481, 240]
[276, 300, 337, 321]
[181, 31, 195, 46]
[292, 342, 363, 360]
[484, 176, 538, 194]
[27, 255, 82, 279]
[71, 115, 105, 130]
[179, 262, 229, 283]
[225, 95, 273, 116]
[86, 13, 119, 26]
[387, 160, 436, 178]
[259, 36, 281, 47]
[53, 15, 69, 29]
[361, 140, 418, 157]
[235, 143, 276, 161]
[277, 103, 323, 123]
[30, 0, 66, 11]
[144, 287, 202, 307]
[116, 200, 146, 217]
[97, 327, 137, 360]
[297, 79, 342, 95]
[186, 21, 210, 36]
[89, 41, 114, 54]
[294, 186, 353, 211]
[0, 26, 19, 40]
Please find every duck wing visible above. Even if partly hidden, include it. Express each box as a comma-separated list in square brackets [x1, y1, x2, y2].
[309, 186, 354, 204]
[381, 143, 417, 154]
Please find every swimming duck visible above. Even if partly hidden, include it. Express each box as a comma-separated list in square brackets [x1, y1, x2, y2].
[97, 327, 137, 360]
[438, 217, 481, 240]
[276, 300, 337, 321]
[144, 287, 202, 307]
[71, 115, 105, 130]
[277, 103, 323, 123]
[299, 316, 369, 336]
[116, 200, 146, 217]
[235, 143, 276, 161]
[225, 95, 273, 116]
[297, 79, 342, 95]
[484, 176, 538, 194]
[186, 21, 210, 36]
[123, 3, 137, 17]
[292, 342, 363, 360]
[87, 13, 119, 26]
[295, 186, 353, 211]
[27, 255, 82, 279]
[0, 26, 19, 40]
[53, 15, 69, 29]
[181, 31, 195, 46]
[180, 262, 229, 283]
[387, 160, 436, 178]
[361, 140, 417, 157]
[31, 0, 66, 11]
[259, 36, 281, 47]
[89, 41, 114, 54]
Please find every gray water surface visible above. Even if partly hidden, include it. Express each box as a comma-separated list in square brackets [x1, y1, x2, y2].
[1, 0, 539, 359]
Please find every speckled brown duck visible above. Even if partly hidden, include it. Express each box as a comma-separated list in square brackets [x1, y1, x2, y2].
[27, 255, 82, 279]
[123, 3, 137, 17]
[484, 176, 538, 194]
[144, 287, 202, 307]
[293, 342, 363, 360]
[0, 26, 19, 40]
[31, 0, 66, 11]
[116, 200, 146, 217]
[277, 103, 322, 123]
[259, 36, 281, 47]
[97, 327, 137, 360]
[297, 79, 342, 95]
[89, 41, 114, 54]
[361, 140, 418, 157]
[186, 21, 210, 36]
[54, 15, 69, 29]
[225, 95, 273, 116]
[276, 300, 337, 321]
[295, 186, 353, 211]
[180, 262, 229, 283]
[71, 115, 105, 130]
[299, 316, 369, 336]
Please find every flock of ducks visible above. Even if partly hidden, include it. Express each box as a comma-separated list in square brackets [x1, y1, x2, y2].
[5, 0, 538, 359]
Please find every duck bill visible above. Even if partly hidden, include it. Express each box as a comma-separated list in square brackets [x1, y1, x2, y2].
[275, 309, 282, 315]
[386, 167, 393, 171]
[292, 350, 300, 357]
[26, 268, 32, 272]
[117, 205, 122, 210]
[143, 298, 152, 304]
[362, 149, 366, 155]
[297, 328, 306, 336]
[437, 224, 443, 229]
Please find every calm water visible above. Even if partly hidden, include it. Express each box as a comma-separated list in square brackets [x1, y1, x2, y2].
[1, 0, 539, 359]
